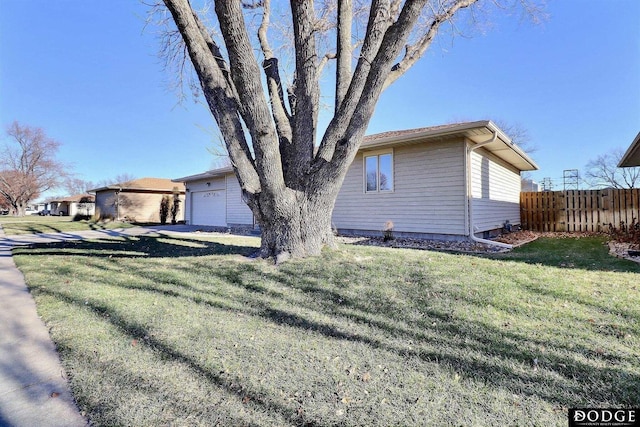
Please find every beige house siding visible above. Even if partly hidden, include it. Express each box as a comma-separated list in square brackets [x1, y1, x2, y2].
[225, 175, 254, 226]
[333, 139, 468, 237]
[95, 190, 185, 222]
[470, 146, 522, 233]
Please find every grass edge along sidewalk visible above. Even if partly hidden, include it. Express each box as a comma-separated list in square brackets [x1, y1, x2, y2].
[12, 233, 640, 426]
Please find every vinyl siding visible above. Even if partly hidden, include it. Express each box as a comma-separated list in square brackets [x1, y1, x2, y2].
[225, 175, 253, 225]
[333, 139, 468, 236]
[470, 147, 521, 233]
[183, 174, 253, 226]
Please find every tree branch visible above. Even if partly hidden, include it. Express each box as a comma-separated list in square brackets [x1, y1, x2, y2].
[315, 0, 393, 164]
[162, 0, 260, 193]
[384, 0, 478, 89]
[214, 0, 286, 194]
[257, 0, 294, 168]
[289, 0, 320, 182]
[335, 0, 353, 112]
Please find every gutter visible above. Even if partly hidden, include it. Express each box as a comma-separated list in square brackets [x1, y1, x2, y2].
[466, 127, 513, 250]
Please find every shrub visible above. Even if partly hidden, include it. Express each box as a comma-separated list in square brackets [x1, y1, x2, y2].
[383, 220, 394, 242]
[159, 196, 170, 225]
[608, 217, 640, 248]
[170, 190, 181, 225]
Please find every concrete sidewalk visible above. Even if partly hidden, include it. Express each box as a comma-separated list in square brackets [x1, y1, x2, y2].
[0, 224, 202, 426]
[0, 224, 88, 426]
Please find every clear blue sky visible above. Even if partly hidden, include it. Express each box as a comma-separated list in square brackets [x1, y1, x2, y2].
[1, 1, 639, 198]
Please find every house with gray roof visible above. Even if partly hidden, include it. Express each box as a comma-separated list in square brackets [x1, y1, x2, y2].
[174, 120, 538, 242]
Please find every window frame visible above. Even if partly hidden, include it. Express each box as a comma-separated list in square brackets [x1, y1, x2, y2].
[363, 149, 394, 193]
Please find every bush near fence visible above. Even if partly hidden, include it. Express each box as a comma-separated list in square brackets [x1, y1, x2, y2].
[520, 189, 640, 232]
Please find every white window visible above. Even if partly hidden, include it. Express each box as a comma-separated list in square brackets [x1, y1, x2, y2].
[364, 152, 393, 192]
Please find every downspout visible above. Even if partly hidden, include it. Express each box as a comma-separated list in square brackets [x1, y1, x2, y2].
[466, 128, 513, 250]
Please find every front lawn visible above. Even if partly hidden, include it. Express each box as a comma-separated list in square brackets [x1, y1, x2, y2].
[0, 215, 133, 235]
[13, 235, 640, 426]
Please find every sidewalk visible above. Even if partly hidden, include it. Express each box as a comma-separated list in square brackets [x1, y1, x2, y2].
[0, 224, 216, 426]
[0, 224, 89, 426]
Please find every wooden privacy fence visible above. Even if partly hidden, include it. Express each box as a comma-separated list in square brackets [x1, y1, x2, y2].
[520, 189, 640, 232]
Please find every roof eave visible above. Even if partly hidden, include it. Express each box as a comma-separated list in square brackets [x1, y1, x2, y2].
[173, 166, 235, 183]
[618, 131, 640, 168]
[362, 120, 538, 172]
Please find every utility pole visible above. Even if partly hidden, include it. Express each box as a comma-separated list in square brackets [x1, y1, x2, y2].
[563, 169, 579, 191]
[541, 177, 554, 191]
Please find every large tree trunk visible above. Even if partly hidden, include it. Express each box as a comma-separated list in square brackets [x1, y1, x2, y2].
[250, 182, 340, 262]
[161, 0, 482, 261]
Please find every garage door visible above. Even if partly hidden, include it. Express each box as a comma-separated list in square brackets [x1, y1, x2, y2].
[191, 190, 226, 226]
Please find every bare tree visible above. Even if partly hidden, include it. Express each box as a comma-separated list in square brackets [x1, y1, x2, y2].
[0, 122, 67, 216]
[585, 148, 640, 189]
[64, 177, 96, 195]
[156, 0, 541, 261]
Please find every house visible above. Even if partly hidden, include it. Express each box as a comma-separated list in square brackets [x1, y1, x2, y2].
[89, 178, 185, 223]
[48, 194, 95, 217]
[332, 121, 538, 240]
[172, 168, 254, 228]
[175, 120, 538, 241]
[618, 131, 640, 167]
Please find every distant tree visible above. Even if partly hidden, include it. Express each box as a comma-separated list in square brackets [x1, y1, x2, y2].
[155, 0, 543, 260]
[0, 122, 67, 216]
[585, 148, 640, 189]
[91, 173, 137, 189]
[493, 119, 536, 154]
[64, 177, 96, 195]
[0, 193, 11, 212]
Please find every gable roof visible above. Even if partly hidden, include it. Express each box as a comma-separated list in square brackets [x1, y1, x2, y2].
[173, 121, 538, 183]
[361, 120, 538, 171]
[48, 194, 95, 203]
[89, 177, 185, 193]
[618, 131, 640, 167]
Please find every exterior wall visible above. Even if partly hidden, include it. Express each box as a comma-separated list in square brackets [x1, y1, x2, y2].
[470, 146, 522, 234]
[225, 175, 254, 226]
[333, 139, 468, 237]
[184, 174, 253, 226]
[71, 202, 96, 217]
[95, 190, 118, 219]
[95, 190, 184, 222]
[119, 192, 185, 223]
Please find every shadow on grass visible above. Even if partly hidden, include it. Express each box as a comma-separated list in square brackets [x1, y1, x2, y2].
[13, 235, 257, 258]
[16, 235, 640, 424]
[42, 289, 317, 426]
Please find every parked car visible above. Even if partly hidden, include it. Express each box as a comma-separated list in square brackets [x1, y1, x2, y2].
[38, 209, 51, 216]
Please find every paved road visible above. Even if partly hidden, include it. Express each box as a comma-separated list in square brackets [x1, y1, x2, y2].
[0, 224, 205, 426]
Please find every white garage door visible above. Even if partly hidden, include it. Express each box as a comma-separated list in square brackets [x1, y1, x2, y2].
[191, 190, 226, 226]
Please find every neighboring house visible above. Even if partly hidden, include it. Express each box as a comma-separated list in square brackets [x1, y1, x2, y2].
[172, 168, 254, 228]
[618, 131, 640, 167]
[89, 178, 185, 223]
[175, 120, 538, 241]
[49, 194, 95, 216]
